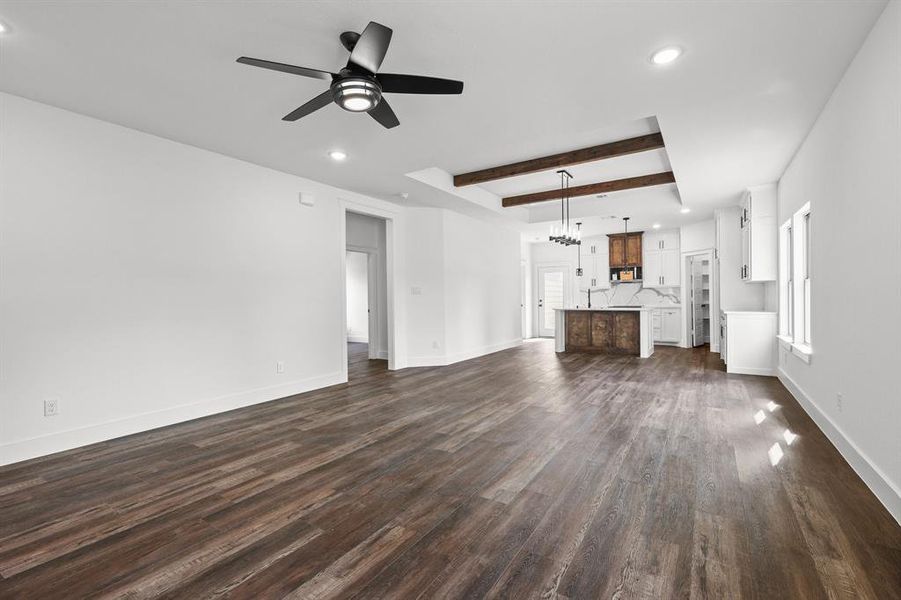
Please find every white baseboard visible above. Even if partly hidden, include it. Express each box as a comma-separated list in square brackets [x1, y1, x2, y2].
[347, 335, 369, 343]
[0, 371, 345, 466]
[728, 366, 775, 376]
[778, 368, 901, 525]
[406, 338, 522, 368]
[376, 350, 389, 360]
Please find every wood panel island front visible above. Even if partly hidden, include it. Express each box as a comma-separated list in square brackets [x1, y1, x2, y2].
[554, 308, 654, 358]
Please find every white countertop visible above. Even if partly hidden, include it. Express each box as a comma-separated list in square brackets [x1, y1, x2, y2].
[554, 307, 654, 312]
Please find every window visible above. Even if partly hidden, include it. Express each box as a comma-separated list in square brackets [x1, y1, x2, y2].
[779, 221, 793, 338]
[779, 203, 812, 361]
[802, 211, 811, 345]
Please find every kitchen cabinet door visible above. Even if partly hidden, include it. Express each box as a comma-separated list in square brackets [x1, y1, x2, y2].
[590, 312, 614, 350]
[660, 230, 680, 250]
[566, 312, 590, 348]
[662, 309, 682, 342]
[614, 312, 640, 354]
[577, 247, 593, 292]
[652, 310, 663, 342]
[661, 249, 681, 287]
[643, 251, 661, 288]
[625, 234, 642, 266]
[609, 236, 625, 267]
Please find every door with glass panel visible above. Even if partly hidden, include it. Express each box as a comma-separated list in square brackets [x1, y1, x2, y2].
[537, 266, 568, 337]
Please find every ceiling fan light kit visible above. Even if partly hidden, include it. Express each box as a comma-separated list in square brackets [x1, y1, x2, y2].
[332, 78, 382, 112]
[237, 20, 464, 129]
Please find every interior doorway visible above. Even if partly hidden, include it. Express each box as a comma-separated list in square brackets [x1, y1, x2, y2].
[345, 212, 389, 379]
[688, 253, 712, 347]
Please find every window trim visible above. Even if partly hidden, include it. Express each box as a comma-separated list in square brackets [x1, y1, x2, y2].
[778, 202, 812, 363]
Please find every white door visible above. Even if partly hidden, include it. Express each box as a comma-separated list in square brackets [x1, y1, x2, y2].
[691, 257, 706, 346]
[537, 266, 568, 337]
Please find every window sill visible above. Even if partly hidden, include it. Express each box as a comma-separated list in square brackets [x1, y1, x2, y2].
[776, 336, 812, 364]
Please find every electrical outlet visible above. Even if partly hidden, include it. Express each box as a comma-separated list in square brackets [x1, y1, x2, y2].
[276, 361, 285, 374]
[44, 398, 59, 417]
[836, 392, 843, 412]
[432, 340, 440, 350]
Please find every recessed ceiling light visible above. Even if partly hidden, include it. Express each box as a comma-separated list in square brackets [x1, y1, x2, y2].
[651, 46, 682, 65]
[328, 150, 347, 161]
[652, 223, 661, 229]
[680, 207, 691, 214]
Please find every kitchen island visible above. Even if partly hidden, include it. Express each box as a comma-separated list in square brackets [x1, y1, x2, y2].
[554, 307, 654, 358]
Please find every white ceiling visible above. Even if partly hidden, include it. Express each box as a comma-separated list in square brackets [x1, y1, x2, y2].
[0, 0, 886, 237]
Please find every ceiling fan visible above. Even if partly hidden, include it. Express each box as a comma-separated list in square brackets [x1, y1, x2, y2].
[237, 21, 464, 129]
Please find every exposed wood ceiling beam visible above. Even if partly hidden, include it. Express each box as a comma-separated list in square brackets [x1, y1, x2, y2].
[501, 171, 676, 207]
[453, 133, 665, 187]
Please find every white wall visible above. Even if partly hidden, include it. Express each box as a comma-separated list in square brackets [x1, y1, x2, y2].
[406, 208, 522, 365]
[346, 212, 388, 356]
[443, 210, 522, 362]
[345, 251, 369, 343]
[776, 1, 901, 521]
[520, 240, 532, 339]
[0, 93, 403, 464]
[680, 219, 715, 253]
[405, 208, 447, 363]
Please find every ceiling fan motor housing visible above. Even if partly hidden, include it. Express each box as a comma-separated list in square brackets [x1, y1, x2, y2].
[331, 73, 382, 112]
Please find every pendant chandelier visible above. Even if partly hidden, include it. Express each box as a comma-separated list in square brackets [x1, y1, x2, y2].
[549, 169, 580, 246]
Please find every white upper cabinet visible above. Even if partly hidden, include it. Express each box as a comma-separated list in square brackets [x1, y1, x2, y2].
[740, 184, 777, 282]
[577, 238, 610, 291]
[643, 230, 680, 288]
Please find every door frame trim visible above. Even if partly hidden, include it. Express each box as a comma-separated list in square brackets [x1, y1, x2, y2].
[339, 200, 401, 380]
[680, 249, 717, 350]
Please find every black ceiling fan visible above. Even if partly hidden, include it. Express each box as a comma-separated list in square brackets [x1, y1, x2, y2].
[237, 21, 464, 129]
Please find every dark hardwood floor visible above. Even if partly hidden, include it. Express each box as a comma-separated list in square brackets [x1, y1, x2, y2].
[1, 341, 899, 599]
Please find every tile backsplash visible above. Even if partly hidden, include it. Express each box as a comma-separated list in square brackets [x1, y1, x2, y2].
[575, 282, 680, 309]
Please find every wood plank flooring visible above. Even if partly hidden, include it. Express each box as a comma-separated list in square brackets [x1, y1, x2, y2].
[1, 340, 899, 599]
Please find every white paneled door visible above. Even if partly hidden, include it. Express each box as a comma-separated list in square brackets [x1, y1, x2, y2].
[537, 266, 568, 337]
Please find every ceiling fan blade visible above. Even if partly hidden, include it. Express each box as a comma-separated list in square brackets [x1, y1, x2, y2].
[377, 73, 464, 94]
[237, 57, 333, 80]
[368, 98, 400, 129]
[347, 21, 393, 74]
[282, 90, 334, 121]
